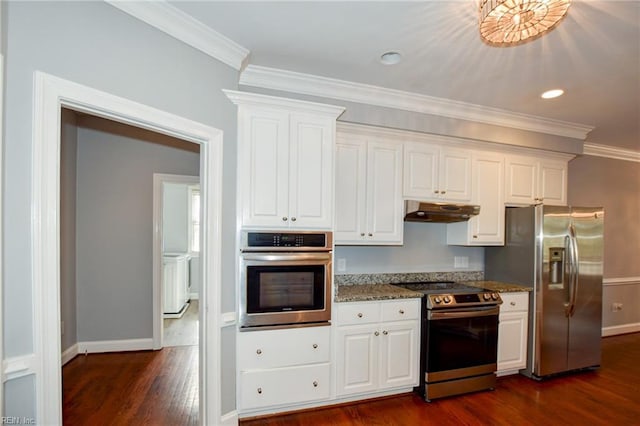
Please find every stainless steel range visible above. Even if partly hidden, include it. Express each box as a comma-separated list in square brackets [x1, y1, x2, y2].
[393, 282, 502, 402]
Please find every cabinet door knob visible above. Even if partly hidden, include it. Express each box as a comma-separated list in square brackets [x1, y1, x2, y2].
[282, 217, 288, 221]
[368, 233, 373, 237]
[313, 381, 318, 388]
[291, 217, 297, 222]
[374, 331, 380, 336]
[399, 309, 405, 314]
[434, 190, 440, 194]
[510, 301, 516, 306]
[360, 233, 365, 237]
[383, 330, 388, 335]
[441, 191, 446, 194]
[256, 349, 262, 355]
[312, 343, 318, 349]
[473, 235, 478, 239]
[357, 313, 363, 318]
[257, 387, 262, 394]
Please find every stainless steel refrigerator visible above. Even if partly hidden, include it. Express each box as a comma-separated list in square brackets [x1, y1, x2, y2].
[485, 205, 604, 379]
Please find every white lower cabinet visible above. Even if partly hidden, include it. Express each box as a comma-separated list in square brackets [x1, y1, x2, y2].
[237, 326, 331, 411]
[497, 292, 530, 375]
[335, 299, 420, 397]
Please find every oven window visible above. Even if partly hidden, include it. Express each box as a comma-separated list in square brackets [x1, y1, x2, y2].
[426, 314, 498, 373]
[246, 266, 325, 313]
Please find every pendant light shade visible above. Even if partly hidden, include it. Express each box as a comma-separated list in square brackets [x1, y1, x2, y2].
[479, 0, 571, 46]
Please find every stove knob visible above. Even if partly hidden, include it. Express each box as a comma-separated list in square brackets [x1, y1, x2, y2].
[434, 296, 442, 304]
[443, 295, 452, 304]
[491, 293, 499, 300]
[483, 293, 491, 301]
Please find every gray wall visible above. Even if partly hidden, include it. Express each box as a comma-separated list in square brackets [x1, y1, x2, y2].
[568, 155, 640, 330]
[75, 115, 199, 342]
[334, 222, 484, 274]
[60, 108, 78, 352]
[3, 1, 238, 418]
[163, 182, 191, 254]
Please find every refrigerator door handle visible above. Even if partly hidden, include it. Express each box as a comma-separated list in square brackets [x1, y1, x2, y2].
[567, 224, 580, 317]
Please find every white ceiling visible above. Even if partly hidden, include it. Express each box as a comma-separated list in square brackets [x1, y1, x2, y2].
[169, 0, 640, 152]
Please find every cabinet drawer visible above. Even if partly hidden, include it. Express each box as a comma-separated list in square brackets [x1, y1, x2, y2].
[380, 299, 421, 322]
[237, 326, 330, 370]
[239, 363, 330, 410]
[500, 292, 529, 313]
[336, 302, 381, 325]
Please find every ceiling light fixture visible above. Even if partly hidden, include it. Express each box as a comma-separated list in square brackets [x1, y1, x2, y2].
[380, 51, 402, 65]
[479, 0, 571, 47]
[541, 89, 564, 99]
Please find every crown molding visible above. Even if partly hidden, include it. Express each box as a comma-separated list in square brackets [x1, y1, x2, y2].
[223, 89, 345, 118]
[240, 65, 594, 141]
[583, 143, 640, 163]
[106, 0, 249, 70]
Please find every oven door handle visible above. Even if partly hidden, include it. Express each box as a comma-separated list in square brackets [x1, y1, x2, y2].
[240, 252, 332, 262]
[428, 306, 500, 320]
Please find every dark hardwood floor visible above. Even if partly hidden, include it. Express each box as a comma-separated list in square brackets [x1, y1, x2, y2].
[62, 333, 640, 425]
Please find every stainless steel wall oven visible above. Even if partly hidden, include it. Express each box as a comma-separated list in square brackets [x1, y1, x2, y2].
[239, 231, 332, 331]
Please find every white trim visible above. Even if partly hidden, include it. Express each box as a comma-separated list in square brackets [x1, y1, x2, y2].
[221, 311, 237, 327]
[189, 292, 200, 300]
[583, 143, 640, 163]
[77, 338, 153, 354]
[152, 173, 199, 350]
[61, 344, 79, 366]
[0, 52, 4, 418]
[220, 410, 238, 426]
[32, 72, 224, 425]
[602, 323, 640, 337]
[239, 65, 593, 140]
[223, 89, 345, 118]
[603, 277, 640, 287]
[3, 354, 37, 382]
[105, 0, 249, 70]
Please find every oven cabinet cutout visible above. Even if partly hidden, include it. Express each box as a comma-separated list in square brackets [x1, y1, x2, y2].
[505, 155, 568, 207]
[237, 326, 331, 412]
[497, 292, 530, 375]
[334, 131, 404, 245]
[335, 299, 420, 396]
[227, 91, 344, 230]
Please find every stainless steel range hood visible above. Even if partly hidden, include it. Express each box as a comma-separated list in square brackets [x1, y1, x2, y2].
[404, 200, 480, 223]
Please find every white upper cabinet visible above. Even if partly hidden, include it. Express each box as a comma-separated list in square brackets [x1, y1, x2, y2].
[335, 134, 403, 245]
[226, 91, 344, 229]
[403, 142, 472, 202]
[505, 155, 568, 206]
[447, 151, 505, 245]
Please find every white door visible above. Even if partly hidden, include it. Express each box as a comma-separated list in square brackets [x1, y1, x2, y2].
[497, 311, 528, 372]
[336, 325, 379, 396]
[378, 322, 419, 389]
[539, 160, 567, 206]
[470, 153, 505, 245]
[439, 148, 472, 202]
[334, 139, 367, 242]
[403, 142, 439, 199]
[505, 155, 538, 205]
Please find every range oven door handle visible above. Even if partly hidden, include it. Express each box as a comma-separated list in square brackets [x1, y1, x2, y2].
[428, 306, 500, 320]
[240, 252, 332, 262]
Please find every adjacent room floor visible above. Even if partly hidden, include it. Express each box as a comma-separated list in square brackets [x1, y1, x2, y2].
[163, 300, 199, 347]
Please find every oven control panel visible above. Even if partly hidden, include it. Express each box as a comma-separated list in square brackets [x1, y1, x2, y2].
[427, 292, 501, 309]
[242, 231, 333, 251]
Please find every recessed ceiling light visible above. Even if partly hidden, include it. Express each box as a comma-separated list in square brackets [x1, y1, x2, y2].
[380, 51, 402, 65]
[541, 89, 565, 99]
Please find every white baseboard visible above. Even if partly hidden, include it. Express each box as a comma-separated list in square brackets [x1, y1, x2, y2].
[220, 410, 238, 426]
[61, 344, 79, 366]
[77, 338, 154, 354]
[189, 292, 199, 300]
[602, 323, 640, 337]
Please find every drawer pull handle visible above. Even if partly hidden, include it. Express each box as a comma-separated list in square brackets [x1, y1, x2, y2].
[374, 331, 380, 336]
[256, 349, 262, 355]
[313, 381, 318, 388]
[383, 330, 388, 335]
[357, 313, 363, 318]
[399, 309, 405, 314]
[510, 301, 516, 306]
[257, 387, 262, 394]
[313, 343, 318, 349]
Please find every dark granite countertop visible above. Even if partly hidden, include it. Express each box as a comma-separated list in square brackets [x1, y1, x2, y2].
[461, 281, 532, 293]
[335, 284, 423, 303]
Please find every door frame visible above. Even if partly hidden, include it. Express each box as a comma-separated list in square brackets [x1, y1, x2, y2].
[32, 71, 224, 425]
[153, 173, 200, 349]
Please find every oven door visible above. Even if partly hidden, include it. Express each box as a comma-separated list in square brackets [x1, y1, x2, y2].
[425, 306, 499, 382]
[239, 252, 332, 330]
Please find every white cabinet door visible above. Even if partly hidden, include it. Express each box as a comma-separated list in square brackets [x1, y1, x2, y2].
[335, 138, 403, 245]
[497, 311, 528, 372]
[539, 159, 567, 206]
[289, 113, 335, 228]
[335, 325, 379, 396]
[335, 139, 367, 242]
[505, 155, 538, 205]
[379, 322, 419, 389]
[240, 108, 290, 227]
[439, 148, 472, 202]
[403, 142, 439, 199]
[447, 152, 504, 245]
[365, 141, 403, 244]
